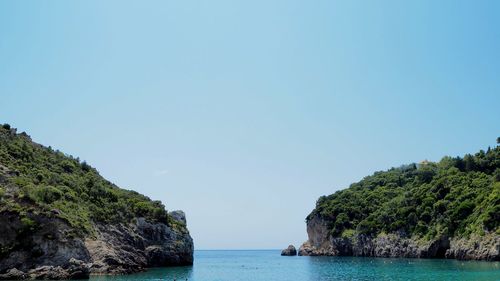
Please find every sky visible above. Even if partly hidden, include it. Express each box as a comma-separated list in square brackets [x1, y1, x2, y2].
[1, 0, 499, 250]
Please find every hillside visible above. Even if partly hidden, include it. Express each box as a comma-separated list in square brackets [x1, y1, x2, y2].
[0, 124, 193, 279]
[300, 141, 500, 260]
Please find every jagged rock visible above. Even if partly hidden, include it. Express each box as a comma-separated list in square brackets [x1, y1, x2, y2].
[281, 245, 297, 256]
[299, 215, 500, 260]
[137, 217, 193, 266]
[0, 211, 193, 279]
[85, 218, 193, 275]
[0, 212, 92, 278]
[446, 234, 500, 261]
[169, 210, 187, 224]
[0, 260, 89, 281]
[27, 264, 88, 280]
[67, 258, 90, 279]
[0, 268, 27, 280]
[298, 241, 338, 256]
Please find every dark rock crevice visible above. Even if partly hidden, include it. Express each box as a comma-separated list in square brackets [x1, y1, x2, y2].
[429, 237, 450, 258]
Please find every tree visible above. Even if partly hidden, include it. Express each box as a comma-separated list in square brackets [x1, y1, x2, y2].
[463, 154, 476, 171]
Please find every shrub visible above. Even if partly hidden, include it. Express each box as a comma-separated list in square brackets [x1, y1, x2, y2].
[341, 229, 355, 239]
[61, 160, 76, 173]
[20, 217, 36, 232]
[34, 186, 63, 204]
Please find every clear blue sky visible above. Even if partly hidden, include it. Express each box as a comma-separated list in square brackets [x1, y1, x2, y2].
[1, 1, 499, 249]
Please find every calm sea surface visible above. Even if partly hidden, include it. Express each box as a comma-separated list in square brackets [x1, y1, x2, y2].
[91, 250, 500, 281]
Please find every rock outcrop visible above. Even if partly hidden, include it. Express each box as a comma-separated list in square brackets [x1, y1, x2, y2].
[281, 245, 297, 256]
[446, 234, 500, 260]
[298, 215, 500, 260]
[0, 211, 92, 280]
[86, 214, 193, 275]
[0, 211, 193, 279]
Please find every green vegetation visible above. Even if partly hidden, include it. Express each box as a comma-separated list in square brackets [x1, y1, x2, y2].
[308, 141, 500, 240]
[0, 124, 183, 236]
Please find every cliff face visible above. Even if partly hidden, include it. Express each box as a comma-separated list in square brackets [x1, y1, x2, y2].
[0, 210, 193, 279]
[0, 125, 193, 280]
[87, 214, 193, 275]
[299, 214, 500, 260]
[0, 211, 91, 280]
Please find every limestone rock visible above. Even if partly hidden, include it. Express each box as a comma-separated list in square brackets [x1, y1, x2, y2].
[281, 245, 297, 256]
[0, 268, 27, 280]
[169, 210, 187, 224]
[0, 211, 193, 279]
[298, 214, 500, 260]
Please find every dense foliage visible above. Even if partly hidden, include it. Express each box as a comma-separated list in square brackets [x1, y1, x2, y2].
[0, 124, 181, 236]
[309, 141, 500, 240]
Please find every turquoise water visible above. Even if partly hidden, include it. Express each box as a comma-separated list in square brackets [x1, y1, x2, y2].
[92, 250, 500, 281]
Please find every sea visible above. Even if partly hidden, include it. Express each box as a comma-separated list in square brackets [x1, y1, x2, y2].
[91, 250, 500, 281]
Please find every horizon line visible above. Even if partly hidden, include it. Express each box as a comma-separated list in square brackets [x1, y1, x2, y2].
[194, 249, 282, 251]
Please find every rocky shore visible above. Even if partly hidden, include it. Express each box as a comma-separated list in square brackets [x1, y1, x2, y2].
[298, 215, 500, 261]
[0, 211, 193, 280]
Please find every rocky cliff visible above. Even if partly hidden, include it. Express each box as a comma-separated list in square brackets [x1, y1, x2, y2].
[299, 215, 499, 260]
[0, 210, 193, 279]
[299, 142, 500, 261]
[0, 125, 193, 279]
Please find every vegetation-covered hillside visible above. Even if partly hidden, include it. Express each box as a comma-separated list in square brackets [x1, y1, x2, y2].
[0, 124, 183, 236]
[309, 140, 500, 240]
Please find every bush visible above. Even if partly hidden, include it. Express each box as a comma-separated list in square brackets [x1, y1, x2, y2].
[61, 160, 76, 173]
[81, 161, 91, 172]
[20, 217, 36, 232]
[35, 186, 63, 204]
[341, 229, 355, 239]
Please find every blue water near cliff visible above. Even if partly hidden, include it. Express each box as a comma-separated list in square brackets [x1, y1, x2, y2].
[92, 250, 500, 281]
